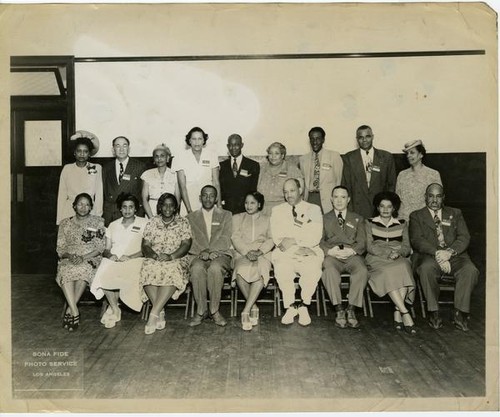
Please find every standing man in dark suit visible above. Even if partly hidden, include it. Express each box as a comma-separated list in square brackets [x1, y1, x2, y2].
[187, 185, 233, 327]
[320, 185, 368, 328]
[299, 126, 343, 214]
[103, 136, 146, 226]
[341, 125, 396, 219]
[410, 183, 479, 331]
[219, 134, 260, 214]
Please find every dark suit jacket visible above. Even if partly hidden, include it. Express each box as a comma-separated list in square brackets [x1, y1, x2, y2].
[341, 148, 396, 219]
[409, 206, 471, 257]
[103, 158, 146, 226]
[219, 156, 260, 214]
[320, 210, 366, 256]
[187, 207, 233, 256]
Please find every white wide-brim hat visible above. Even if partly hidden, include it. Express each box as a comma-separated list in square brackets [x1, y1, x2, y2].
[70, 130, 100, 156]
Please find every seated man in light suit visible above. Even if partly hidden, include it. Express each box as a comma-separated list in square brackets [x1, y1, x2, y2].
[187, 185, 233, 327]
[320, 185, 368, 329]
[409, 183, 479, 331]
[270, 178, 324, 326]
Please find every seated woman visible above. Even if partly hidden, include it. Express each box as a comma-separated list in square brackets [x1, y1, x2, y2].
[140, 193, 192, 335]
[365, 191, 416, 334]
[141, 144, 180, 219]
[231, 191, 274, 331]
[56, 193, 106, 331]
[90, 193, 149, 328]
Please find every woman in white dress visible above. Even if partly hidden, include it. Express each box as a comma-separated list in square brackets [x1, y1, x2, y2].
[172, 127, 221, 215]
[56, 131, 103, 225]
[141, 144, 179, 218]
[91, 193, 148, 328]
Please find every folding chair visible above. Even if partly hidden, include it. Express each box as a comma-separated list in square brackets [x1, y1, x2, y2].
[320, 273, 368, 317]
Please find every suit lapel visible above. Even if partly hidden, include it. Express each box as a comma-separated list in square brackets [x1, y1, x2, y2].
[194, 210, 210, 247]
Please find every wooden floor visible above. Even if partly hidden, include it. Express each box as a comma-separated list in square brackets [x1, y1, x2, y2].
[11, 274, 485, 400]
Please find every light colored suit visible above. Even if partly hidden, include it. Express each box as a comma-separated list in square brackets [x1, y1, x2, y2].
[299, 148, 343, 213]
[270, 200, 324, 307]
[409, 206, 479, 313]
[187, 207, 233, 314]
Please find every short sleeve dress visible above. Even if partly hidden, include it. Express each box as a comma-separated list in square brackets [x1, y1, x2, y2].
[56, 215, 106, 286]
[365, 217, 415, 303]
[257, 160, 303, 216]
[395, 165, 442, 221]
[171, 147, 219, 214]
[139, 215, 192, 300]
[90, 216, 149, 311]
[140, 167, 177, 203]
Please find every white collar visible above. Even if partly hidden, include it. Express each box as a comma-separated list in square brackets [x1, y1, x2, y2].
[116, 156, 130, 167]
[428, 208, 442, 219]
[334, 209, 347, 218]
[372, 215, 401, 226]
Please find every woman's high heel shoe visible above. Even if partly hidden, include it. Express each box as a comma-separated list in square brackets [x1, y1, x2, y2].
[63, 313, 72, 329]
[241, 313, 252, 331]
[393, 310, 402, 331]
[250, 305, 259, 326]
[68, 314, 80, 332]
[401, 311, 417, 335]
[145, 314, 158, 335]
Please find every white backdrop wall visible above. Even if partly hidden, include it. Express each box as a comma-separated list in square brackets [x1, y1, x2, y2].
[2, 3, 497, 158]
[75, 55, 492, 158]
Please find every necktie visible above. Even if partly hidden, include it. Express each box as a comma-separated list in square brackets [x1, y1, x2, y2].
[433, 211, 446, 248]
[337, 212, 345, 230]
[312, 152, 320, 191]
[119, 162, 124, 183]
[292, 205, 297, 219]
[232, 158, 238, 178]
[365, 150, 372, 186]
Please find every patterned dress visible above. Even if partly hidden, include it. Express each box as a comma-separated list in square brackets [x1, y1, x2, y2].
[365, 216, 415, 302]
[257, 160, 303, 216]
[395, 165, 442, 221]
[139, 215, 192, 300]
[56, 215, 106, 286]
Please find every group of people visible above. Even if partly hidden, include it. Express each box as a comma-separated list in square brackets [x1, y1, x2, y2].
[55, 125, 479, 335]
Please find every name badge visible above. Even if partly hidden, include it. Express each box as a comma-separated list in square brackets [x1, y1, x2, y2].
[371, 166, 381, 173]
[86, 227, 97, 232]
[441, 220, 451, 227]
[321, 163, 331, 170]
[240, 169, 250, 177]
[212, 222, 220, 226]
[345, 222, 355, 229]
[294, 218, 303, 227]
[278, 172, 288, 177]
[131, 226, 141, 233]
[202, 160, 210, 167]
[122, 174, 131, 181]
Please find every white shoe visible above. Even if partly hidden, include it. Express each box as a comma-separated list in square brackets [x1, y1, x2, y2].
[281, 306, 298, 325]
[100, 306, 113, 324]
[103, 308, 121, 329]
[145, 314, 158, 335]
[250, 305, 259, 326]
[297, 305, 311, 326]
[156, 310, 166, 330]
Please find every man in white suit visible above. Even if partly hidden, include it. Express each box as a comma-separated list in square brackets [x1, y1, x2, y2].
[299, 126, 343, 214]
[270, 178, 324, 326]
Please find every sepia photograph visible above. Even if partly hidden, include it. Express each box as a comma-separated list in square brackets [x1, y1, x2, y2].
[0, 2, 498, 413]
